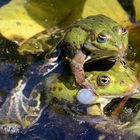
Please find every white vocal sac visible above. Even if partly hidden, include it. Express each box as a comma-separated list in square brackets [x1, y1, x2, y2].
[76, 88, 97, 104]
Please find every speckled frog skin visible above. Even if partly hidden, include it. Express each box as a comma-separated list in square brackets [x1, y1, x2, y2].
[62, 15, 128, 57]
[60, 15, 128, 93]
[0, 80, 44, 134]
[18, 14, 129, 94]
[44, 60, 138, 116]
[0, 60, 138, 134]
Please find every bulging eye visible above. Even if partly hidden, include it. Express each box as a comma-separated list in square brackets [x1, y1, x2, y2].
[97, 75, 110, 87]
[114, 26, 128, 36]
[121, 27, 128, 35]
[97, 34, 107, 43]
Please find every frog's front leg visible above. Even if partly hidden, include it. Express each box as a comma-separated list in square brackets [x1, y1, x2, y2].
[70, 50, 97, 94]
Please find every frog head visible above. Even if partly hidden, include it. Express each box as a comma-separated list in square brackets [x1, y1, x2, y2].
[63, 15, 128, 59]
[88, 60, 137, 98]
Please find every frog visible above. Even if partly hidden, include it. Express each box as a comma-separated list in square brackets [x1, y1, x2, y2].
[0, 59, 137, 134]
[44, 60, 138, 116]
[18, 14, 129, 94]
[0, 79, 45, 134]
[18, 27, 63, 56]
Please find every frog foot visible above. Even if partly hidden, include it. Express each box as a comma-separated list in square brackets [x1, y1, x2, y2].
[0, 123, 22, 134]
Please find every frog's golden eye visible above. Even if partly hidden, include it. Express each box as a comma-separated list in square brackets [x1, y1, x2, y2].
[113, 26, 128, 36]
[97, 34, 107, 43]
[121, 27, 128, 35]
[97, 75, 110, 87]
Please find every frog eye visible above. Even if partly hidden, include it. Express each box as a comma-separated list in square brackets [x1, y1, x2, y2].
[114, 26, 128, 35]
[121, 27, 128, 35]
[97, 75, 110, 87]
[97, 34, 107, 43]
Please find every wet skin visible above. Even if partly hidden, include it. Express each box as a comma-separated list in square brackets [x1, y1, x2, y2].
[0, 59, 138, 134]
[44, 60, 138, 116]
[18, 14, 129, 94]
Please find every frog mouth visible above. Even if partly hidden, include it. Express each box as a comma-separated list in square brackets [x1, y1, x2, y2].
[85, 49, 118, 63]
[98, 87, 139, 100]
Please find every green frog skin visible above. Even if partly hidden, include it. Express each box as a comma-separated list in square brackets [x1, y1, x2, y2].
[0, 60, 137, 134]
[44, 60, 138, 116]
[18, 14, 128, 94]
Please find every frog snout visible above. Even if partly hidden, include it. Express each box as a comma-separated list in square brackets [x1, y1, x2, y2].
[117, 45, 126, 52]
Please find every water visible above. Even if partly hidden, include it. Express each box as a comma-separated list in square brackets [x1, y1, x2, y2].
[0, 0, 10, 7]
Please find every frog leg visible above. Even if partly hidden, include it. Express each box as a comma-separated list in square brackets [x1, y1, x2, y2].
[111, 95, 130, 118]
[70, 50, 97, 95]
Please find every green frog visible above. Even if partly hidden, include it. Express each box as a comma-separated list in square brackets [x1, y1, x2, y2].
[0, 59, 137, 134]
[44, 60, 138, 116]
[0, 79, 44, 134]
[18, 14, 128, 94]
[18, 27, 63, 56]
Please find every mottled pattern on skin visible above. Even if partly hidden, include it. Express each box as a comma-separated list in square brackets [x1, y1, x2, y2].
[0, 61, 138, 134]
[56, 15, 129, 94]
[18, 27, 63, 56]
[62, 14, 128, 55]
[18, 15, 129, 94]
[0, 80, 45, 134]
[44, 60, 138, 115]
